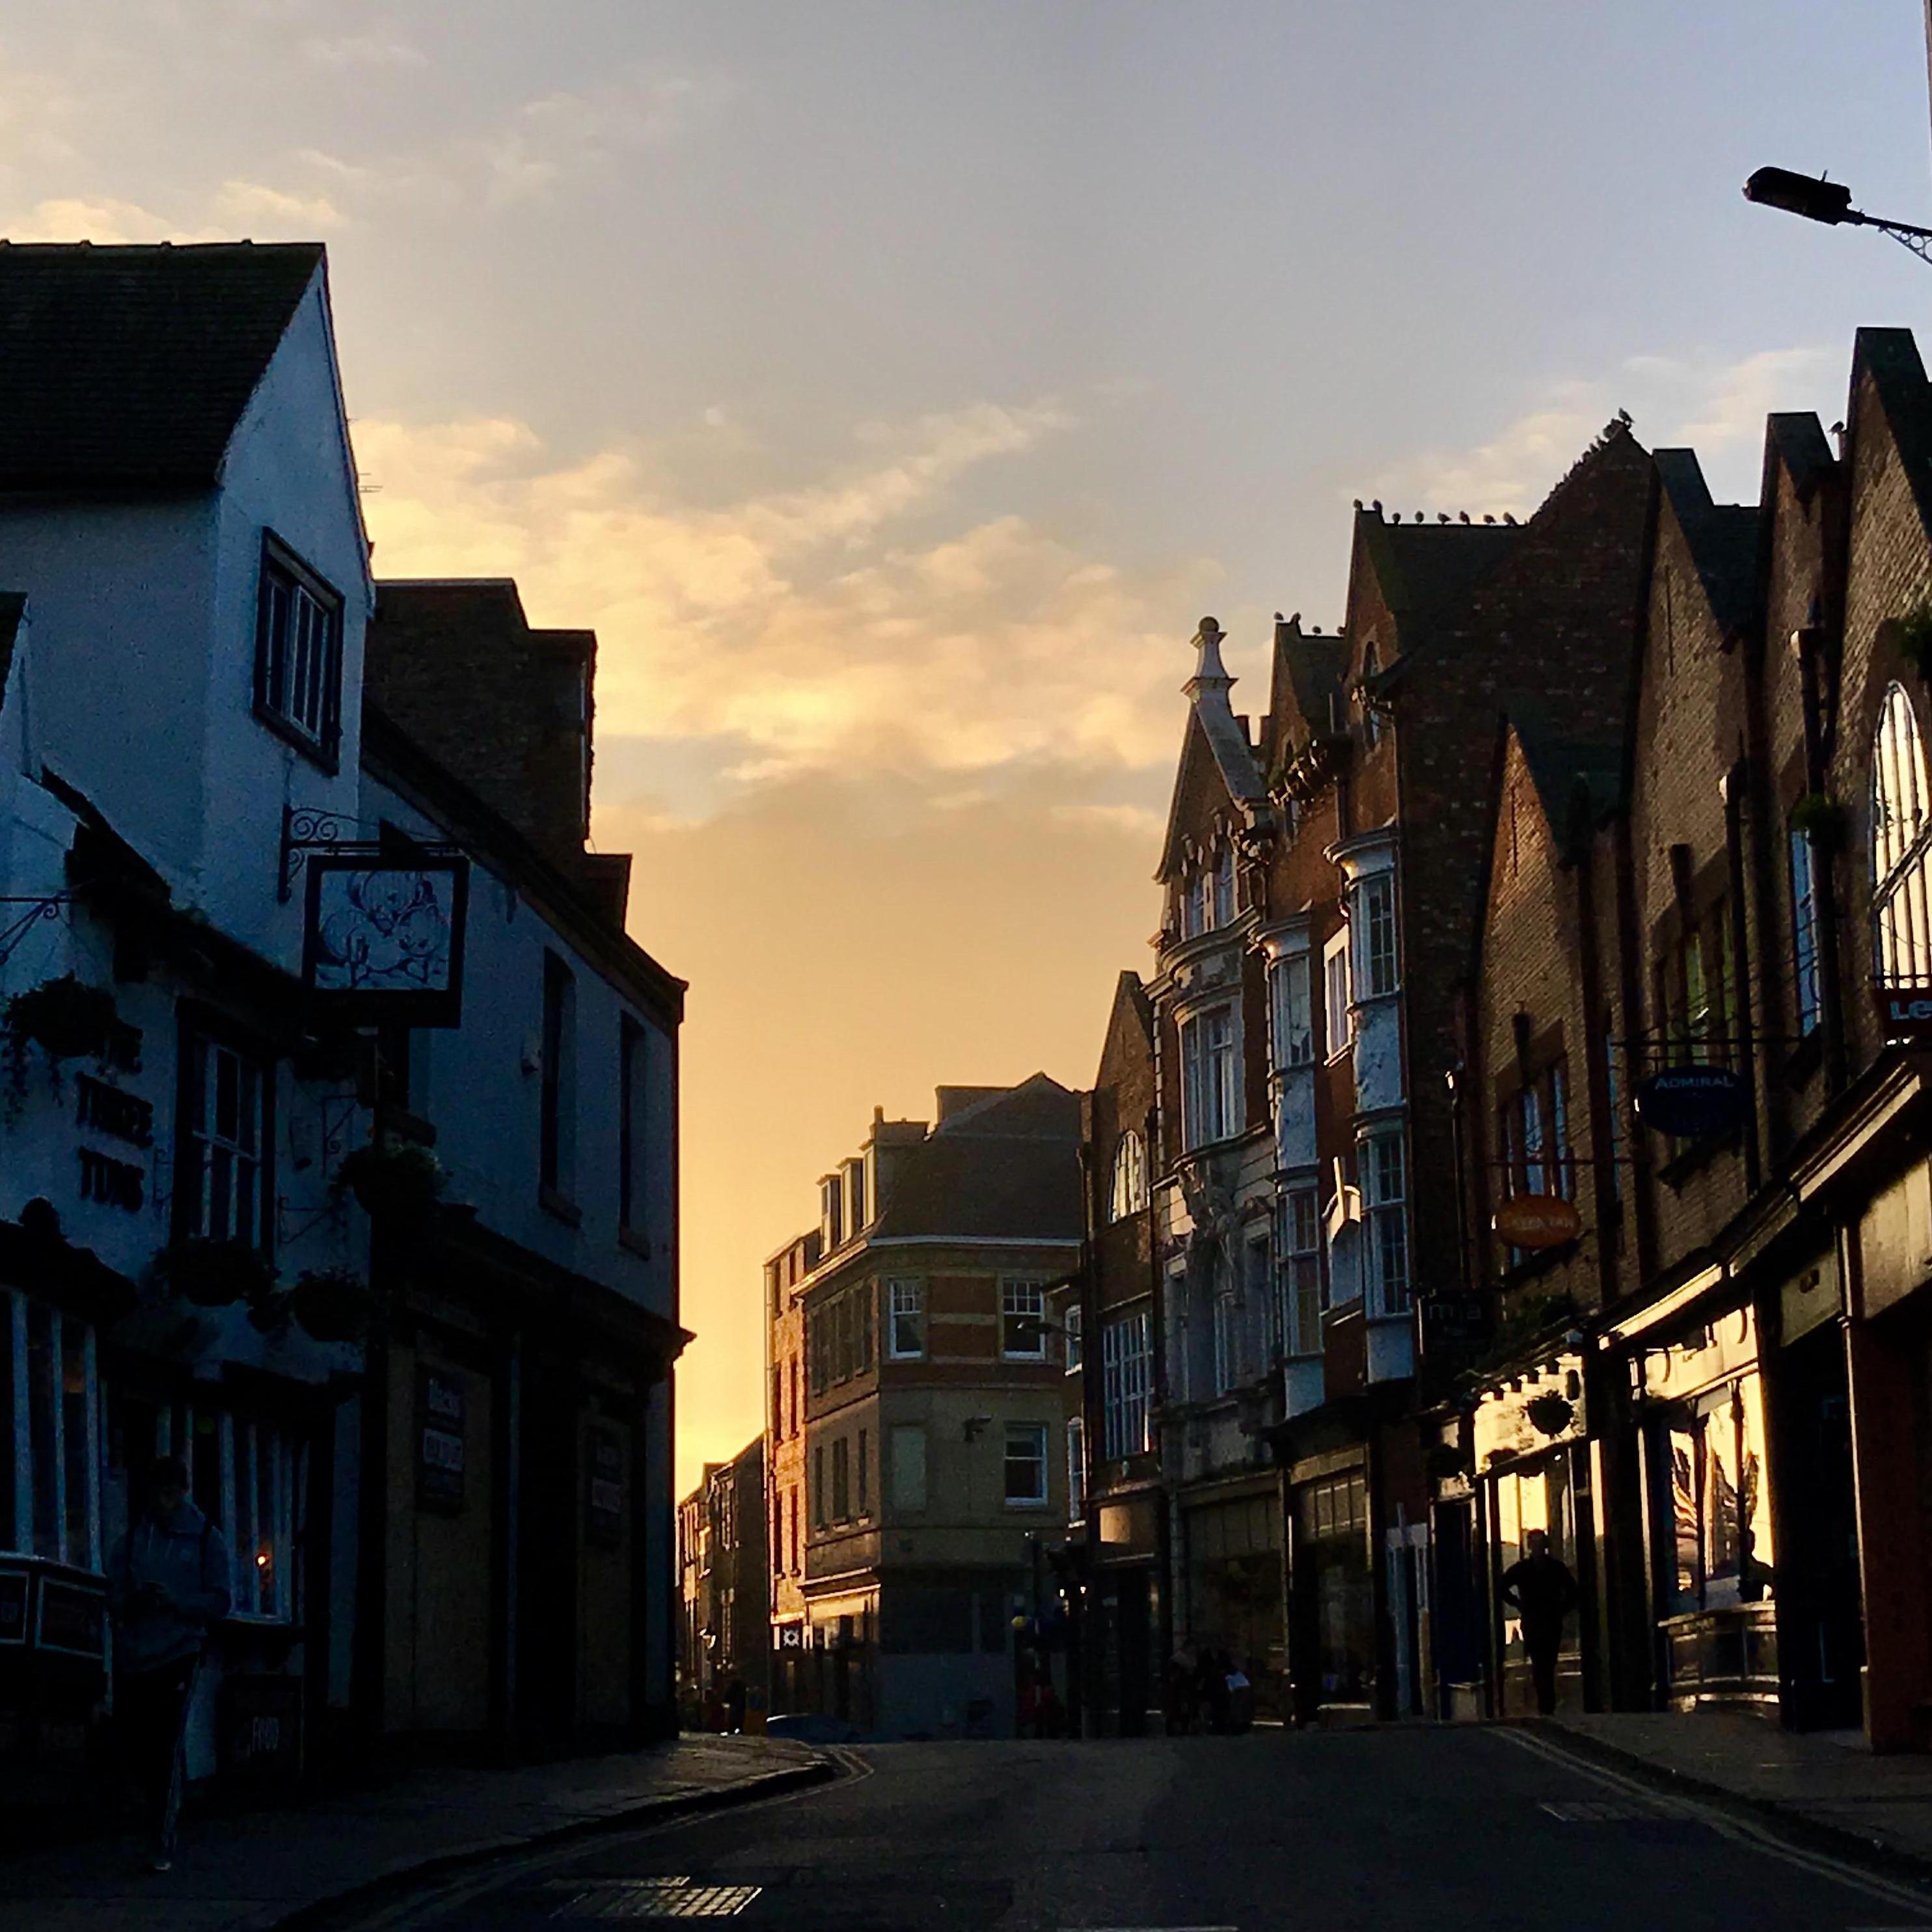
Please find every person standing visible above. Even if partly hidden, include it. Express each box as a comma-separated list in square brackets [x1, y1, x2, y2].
[1499, 1527, 1578, 1717]
[107, 1456, 232, 1871]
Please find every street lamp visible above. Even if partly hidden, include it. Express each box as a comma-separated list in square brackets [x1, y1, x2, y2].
[1744, 165, 1932, 265]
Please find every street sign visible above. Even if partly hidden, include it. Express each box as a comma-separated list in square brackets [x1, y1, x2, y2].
[1492, 1193, 1582, 1250]
[1877, 985, 1932, 1042]
[1635, 1065, 1747, 1139]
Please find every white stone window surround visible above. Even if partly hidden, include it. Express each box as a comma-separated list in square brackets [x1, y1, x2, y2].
[1255, 914, 1316, 1071]
[1322, 929, 1352, 1062]
[1328, 825, 1405, 1113]
[1173, 981, 1245, 1152]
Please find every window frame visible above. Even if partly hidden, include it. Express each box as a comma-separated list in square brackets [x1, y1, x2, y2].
[1361, 1130, 1411, 1316]
[1001, 1277, 1048, 1360]
[174, 1014, 275, 1255]
[1067, 1415, 1085, 1521]
[1279, 1186, 1322, 1356]
[1323, 929, 1354, 1060]
[1355, 872, 1399, 998]
[1789, 826, 1823, 1037]
[1109, 1130, 1149, 1221]
[1002, 1422, 1050, 1508]
[1271, 950, 1314, 1070]
[253, 531, 345, 769]
[1063, 1301, 1083, 1372]
[886, 1279, 926, 1360]
[1873, 680, 1932, 986]
[1100, 1309, 1152, 1460]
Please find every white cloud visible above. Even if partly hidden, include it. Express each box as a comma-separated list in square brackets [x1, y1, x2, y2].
[299, 30, 426, 70]
[1362, 344, 1845, 517]
[3, 196, 222, 243]
[357, 400, 1215, 807]
[211, 178, 346, 231]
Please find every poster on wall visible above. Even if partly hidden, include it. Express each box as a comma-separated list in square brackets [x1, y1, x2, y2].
[303, 855, 470, 1027]
[586, 1427, 625, 1547]
[417, 1368, 467, 1513]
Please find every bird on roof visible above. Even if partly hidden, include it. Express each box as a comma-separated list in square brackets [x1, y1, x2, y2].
[1370, 499, 1382, 515]
[1458, 511, 1471, 524]
[1483, 514, 1496, 524]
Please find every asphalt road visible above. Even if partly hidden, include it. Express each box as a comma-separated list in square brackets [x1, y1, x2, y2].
[377, 1729, 1932, 1932]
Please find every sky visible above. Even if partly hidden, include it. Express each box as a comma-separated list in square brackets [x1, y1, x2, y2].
[8, 2, 1932, 1493]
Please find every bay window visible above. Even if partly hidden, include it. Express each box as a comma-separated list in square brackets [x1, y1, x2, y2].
[1279, 1187, 1322, 1355]
[1362, 1131, 1411, 1314]
[1355, 872, 1399, 997]
[1270, 952, 1314, 1069]
[1181, 1005, 1240, 1147]
[1323, 931, 1352, 1059]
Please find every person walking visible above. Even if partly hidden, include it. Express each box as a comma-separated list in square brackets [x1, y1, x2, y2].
[107, 1456, 232, 1871]
[1499, 1527, 1578, 1717]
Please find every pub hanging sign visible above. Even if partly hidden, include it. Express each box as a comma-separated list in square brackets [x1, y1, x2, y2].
[1635, 1065, 1748, 1140]
[303, 854, 470, 1027]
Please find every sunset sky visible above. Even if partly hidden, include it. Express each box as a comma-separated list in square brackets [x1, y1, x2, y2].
[8, 1, 1930, 1492]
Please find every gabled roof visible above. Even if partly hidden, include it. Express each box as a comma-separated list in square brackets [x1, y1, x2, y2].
[1265, 614, 1348, 768]
[1506, 695, 1624, 849]
[1157, 619, 1266, 883]
[1850, 326, 1932, 546]
[0, 241, 323, 489]
[1763, 412, 1835, 503]
[870, 1074, 1082, 1243]
[1654, 448, 1759, 639]
[1355, 515, 1519, 646]
[0, 594, 24, 706]
[368, 578, 598, 871]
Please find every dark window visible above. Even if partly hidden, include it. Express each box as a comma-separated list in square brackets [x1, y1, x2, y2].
[857, 1428, 869, 1514]
[254, 534, 343, 763]
[831, 1437, 850, 1521]
[540, 953, 577, 1203]
[619, 1014, 647, 1236]
[812, 1445, 825, 1527]
[177, 1022, 273, 1252]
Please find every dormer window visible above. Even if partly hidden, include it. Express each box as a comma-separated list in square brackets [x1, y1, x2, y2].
[254, 533, 344, 765]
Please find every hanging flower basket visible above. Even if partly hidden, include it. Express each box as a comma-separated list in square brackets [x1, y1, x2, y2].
[1788, 791, 1847, 847]
[291, 1268, 374, 1344]
[1525, 1390, 1576, 1437]
[154, 1237, 276, 1309]
[1424, 1441, 1473, 1484]
[3, 973, 116, 1117]
[333, 1142, 445, 1223]
[1892, 602, 1932, 681]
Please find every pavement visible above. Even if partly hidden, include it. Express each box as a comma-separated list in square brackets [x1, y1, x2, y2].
[340, 1731, 1932, 1932]
[1545, 1708, 1932, 1871]
[3, 1734, 833, 1932]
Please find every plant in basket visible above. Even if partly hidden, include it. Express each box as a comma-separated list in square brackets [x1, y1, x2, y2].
[291, 1267, 374, 1344]
[333, 1141, 445, 1223]
[3, 974, 116, 1117]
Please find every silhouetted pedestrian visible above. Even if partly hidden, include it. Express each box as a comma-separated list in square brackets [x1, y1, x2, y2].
[1500, 1528, 1577, 1716]
[107, 1456, 232, 1871]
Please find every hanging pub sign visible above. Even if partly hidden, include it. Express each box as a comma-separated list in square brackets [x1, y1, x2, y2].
[1635, 1064, 1747, 1139]
[1492, 1193, 1583, 1251]
[1876, 984, 1932, 1042]
[1422, 1290, 1493, 1346]
[303, 854, 470, 1027]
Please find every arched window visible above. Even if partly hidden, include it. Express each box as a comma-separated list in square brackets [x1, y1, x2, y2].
[1212, 844, 1235, 927]
[1873, 681, 1932, 985]
[1109, 1130, 1148, 1222]
[1361, 642, 1381, 749]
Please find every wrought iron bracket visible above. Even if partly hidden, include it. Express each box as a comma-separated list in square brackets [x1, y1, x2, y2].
[278, 805, 462, 904]
[0, 890, 73, 968]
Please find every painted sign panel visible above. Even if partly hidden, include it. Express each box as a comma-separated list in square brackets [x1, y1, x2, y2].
[1492, 1193, 1583, 1251]
[417, 1368, 467, 1513]
[304, 856, 469, 1026]
[1421, 1291, 1493, 1346]
[1635, 1065, 1747, 1139]
[1876, 985, 1932, 1042]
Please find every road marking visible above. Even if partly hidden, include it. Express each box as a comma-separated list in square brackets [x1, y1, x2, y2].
[1499, 1728, 1932, 1917]
[1540, 1799, 1671, 1823]
[550, 1879, 764, 1920]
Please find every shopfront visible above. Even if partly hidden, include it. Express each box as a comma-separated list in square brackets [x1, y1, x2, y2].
[1180, 1478, 1284, 1715]
[1623, 1303, 1780, 1714]
[1286, 1451, 1374, 1717]
[1473, 1348, 1595, 1716]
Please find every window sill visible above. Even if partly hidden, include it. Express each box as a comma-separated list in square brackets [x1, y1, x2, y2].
[1003, 1499, 1050, 1511]
[539, 1184, 582, 1227]
[1000, 1352, 1049, 1365]
[618, 1225, 652, 1260]
[254, 701, 340, 776]
[885, 1351, 925, 1364]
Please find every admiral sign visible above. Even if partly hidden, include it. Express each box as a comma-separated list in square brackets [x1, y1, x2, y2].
[1635, 1065, 1748, 1140]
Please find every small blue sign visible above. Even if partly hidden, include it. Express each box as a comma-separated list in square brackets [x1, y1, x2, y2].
[1636, 1065, 1747, 1139]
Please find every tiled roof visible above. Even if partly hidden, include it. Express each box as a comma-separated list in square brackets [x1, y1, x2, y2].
[871, 1074, 1082, 1243]
[1506, 696, 1624, 850]
[1359, 515, 1519, 644]
[0, 241, 323, 488]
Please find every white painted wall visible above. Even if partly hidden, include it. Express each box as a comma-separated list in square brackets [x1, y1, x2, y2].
[361, 770, 677, 1324]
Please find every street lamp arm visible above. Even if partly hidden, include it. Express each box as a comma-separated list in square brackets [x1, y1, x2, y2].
[1744, 165, 1932, 266]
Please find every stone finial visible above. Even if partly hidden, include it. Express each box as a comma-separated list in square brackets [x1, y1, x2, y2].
[1188, 616, 1233, 694]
